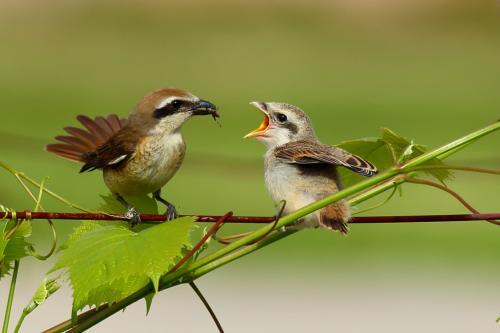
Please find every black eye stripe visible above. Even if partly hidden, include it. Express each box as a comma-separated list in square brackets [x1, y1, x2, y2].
[171, 100, 184, 108]
[153, 106, 176, 119]
[274, 112, 296, 133]
[282, 122, 298, 134]
[153, 99, 190, 119]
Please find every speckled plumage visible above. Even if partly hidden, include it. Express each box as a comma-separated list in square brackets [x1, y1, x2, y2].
[104, 131, 186, 195]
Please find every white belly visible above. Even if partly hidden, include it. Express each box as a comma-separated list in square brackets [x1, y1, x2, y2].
[264, 154, 321, 228]
[104, 132, 186, 195]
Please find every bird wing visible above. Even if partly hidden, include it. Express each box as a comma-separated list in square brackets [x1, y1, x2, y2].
[274, 140, 378, 177]
[79, 126, 139, 172]
[47, 114, 127, 163]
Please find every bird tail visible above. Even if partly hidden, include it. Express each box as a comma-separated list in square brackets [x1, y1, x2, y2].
[46, 114, 126, 162]
[318, 201, 350, 235]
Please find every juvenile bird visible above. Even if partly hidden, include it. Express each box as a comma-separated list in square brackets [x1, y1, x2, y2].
[244, 102, 377, 234]
[47, 88, 219, 225]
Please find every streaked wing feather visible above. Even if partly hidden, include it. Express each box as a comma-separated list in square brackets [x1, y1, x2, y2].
[79, 126, 139, 172]
[275, 140, 378, 177]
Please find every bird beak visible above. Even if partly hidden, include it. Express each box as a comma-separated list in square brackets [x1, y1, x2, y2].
[191, 99, 220, 118]
[244, 102, 270, 139]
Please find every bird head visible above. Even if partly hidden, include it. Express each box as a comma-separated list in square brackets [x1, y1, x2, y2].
[128, 88, 219, 135]
[244, 102, 315, 148]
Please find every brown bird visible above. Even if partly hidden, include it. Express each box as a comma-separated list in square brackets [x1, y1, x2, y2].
[244, 102, 377, 234]
[47, 88, 219, 225]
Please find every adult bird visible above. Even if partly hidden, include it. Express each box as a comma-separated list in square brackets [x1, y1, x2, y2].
[47, 88, 219, 225]
[244, 102, 377, 234]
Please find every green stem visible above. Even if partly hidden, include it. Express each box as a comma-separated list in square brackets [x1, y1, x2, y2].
[188, 230, 295, 280]
[352, 185, 398, 215]
[408, 165, 500, 175]
[13, 310, 29, 333]
[189, 282, 224, 333]
[47, 121, 500, 333]
[3, 260, 20, 333]
[59, 170, 396, 333]
[402, 120, 499, 168]
[65, 168, 404, 333]
[348, 175, 406, 206]
[65, 232, 294, 333]
[0, 161, 92, 213]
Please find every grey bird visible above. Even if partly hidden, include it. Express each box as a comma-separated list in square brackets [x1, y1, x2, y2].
[244, 102, 377, 234]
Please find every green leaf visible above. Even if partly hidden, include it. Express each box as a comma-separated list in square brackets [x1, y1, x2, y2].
[13, 277, 61, 333]
[0, 236, 9, 276]
[58, 220, 104, 252]
[58, 193, 162, 254]
[337, 128, 453, 189]
[99, 193, 158, 215]
[0, 220, 33, 278]
[97, 193, 159, 231]
[380, 127, 412, 162]
[59, 193, 159, 253]
[337, 138, 393, 188]
[32, 277, 61, 306]
[50, 216, 196, 314]
[144, 293, 154, 315]
[380, 128, 452, 182]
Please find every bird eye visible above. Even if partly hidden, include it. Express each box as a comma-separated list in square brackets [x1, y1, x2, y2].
[154, 100, 183, 119]
[171, 100, 183, 108]
[276, 113, 287, 123]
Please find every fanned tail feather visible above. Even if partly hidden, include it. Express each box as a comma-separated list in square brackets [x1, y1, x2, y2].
[46, 114, 125, 162]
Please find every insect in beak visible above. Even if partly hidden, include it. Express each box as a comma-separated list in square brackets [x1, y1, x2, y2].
[192, 100, 220, 121]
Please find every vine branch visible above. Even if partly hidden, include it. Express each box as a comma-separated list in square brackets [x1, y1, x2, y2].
[1, 120, 492, 333]
[1, 211, 499, 224]
[189, 281, 224, 333]
[2, 260, 20, 333]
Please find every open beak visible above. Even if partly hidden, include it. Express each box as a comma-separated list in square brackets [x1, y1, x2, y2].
[192, 99, 220, 118]
[244, 102, 270, 139]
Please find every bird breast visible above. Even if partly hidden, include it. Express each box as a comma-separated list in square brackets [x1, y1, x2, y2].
[104, 132, 186, 195]
[264, 150, 343, 227]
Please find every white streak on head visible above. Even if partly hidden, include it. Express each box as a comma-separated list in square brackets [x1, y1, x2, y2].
[149, 93, 200, 136]
[156, 96, 177, 109]
[156, 94, 199, 109]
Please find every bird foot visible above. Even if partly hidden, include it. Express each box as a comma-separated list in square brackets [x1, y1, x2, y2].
[152, 191, 178, 221]
[165, 202, 178, 221]
[125, 206, 141, 227]
[277, 226, 288, 233]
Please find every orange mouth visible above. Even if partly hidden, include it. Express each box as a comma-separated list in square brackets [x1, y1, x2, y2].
[244, 102, 270, 139]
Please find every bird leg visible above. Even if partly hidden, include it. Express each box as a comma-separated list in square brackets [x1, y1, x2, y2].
[115, 194, 141, 227]
[153, 190, 178, 221]
[274, 200, 288, 233]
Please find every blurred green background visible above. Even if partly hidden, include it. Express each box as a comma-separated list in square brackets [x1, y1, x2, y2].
[0, 0, 499, 332]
